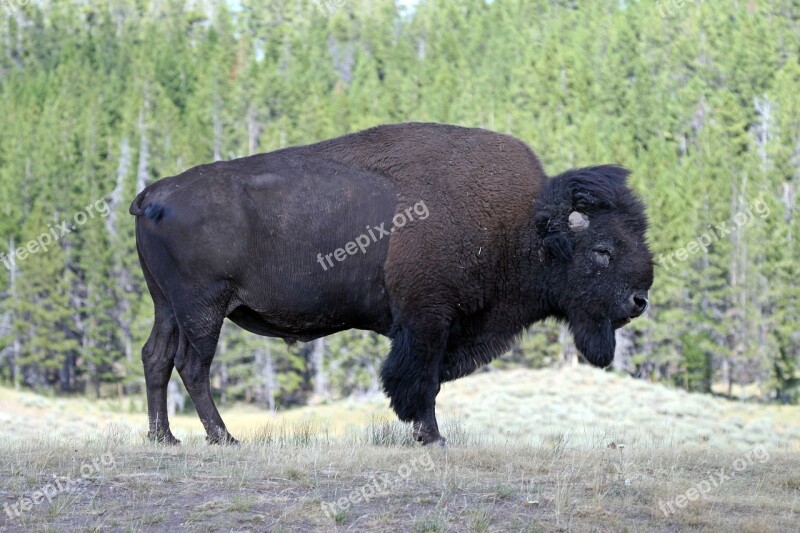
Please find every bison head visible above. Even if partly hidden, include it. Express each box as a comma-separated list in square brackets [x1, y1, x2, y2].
[535, 165, 654, 368]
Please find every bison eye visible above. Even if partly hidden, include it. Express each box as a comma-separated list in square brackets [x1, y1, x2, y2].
[592, 247, 611, 267]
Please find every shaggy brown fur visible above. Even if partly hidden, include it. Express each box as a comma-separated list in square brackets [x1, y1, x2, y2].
[131, 123, 653, 446]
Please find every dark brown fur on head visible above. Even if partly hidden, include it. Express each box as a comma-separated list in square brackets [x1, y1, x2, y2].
[534, 165, 654, 367]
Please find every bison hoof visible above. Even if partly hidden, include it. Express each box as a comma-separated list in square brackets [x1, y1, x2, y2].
[412, 423, 446, 447]
[207, 433, 239, 446]
[423, 436, 447, 448]
[148, 431, 181, 445]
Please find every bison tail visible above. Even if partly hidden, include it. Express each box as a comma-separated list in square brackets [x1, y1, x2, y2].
[130, 189, 167, 221]
[129, 189, 148, 216]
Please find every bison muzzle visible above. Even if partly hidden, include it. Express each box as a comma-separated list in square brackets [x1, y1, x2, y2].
[130, 123, 654, 446]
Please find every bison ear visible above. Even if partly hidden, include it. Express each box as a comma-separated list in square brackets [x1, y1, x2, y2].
[542, 233, 573, 261]
[534, 209, 574, 261]
[564, 165, 630, 212]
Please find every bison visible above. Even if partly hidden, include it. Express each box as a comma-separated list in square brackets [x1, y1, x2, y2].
[130, 123, 653, 446]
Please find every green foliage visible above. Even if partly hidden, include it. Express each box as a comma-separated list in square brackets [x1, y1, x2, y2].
[0, 0, 797, 404]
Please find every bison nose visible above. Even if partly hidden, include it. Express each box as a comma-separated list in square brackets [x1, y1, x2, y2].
[629, 292, 648, 317]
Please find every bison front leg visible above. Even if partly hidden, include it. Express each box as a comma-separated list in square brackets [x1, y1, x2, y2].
[142, 310, 181, 445]
[381, 326, 447, 446]
[410, 383, 443, 446]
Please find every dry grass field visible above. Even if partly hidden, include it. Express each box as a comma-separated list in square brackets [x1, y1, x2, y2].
[1, 366, 799, 532]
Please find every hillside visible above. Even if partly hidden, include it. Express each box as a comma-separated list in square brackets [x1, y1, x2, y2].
[2, 366, 798, 449]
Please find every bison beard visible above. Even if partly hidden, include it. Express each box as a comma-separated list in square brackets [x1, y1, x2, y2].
[131, 123, 654, 447]
[571, 320, 616, 368]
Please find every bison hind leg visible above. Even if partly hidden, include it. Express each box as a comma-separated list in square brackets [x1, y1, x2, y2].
[172, 313, 239, 446]
[381, 326, 447, 446]
[142, 307, 181, 445]
[168, 283, 238, 445]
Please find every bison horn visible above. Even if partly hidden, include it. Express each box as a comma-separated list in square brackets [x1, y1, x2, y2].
[568, 211, 590, 231]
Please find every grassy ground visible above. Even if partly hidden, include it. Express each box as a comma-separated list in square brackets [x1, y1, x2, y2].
[1, 366, 798, 531]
